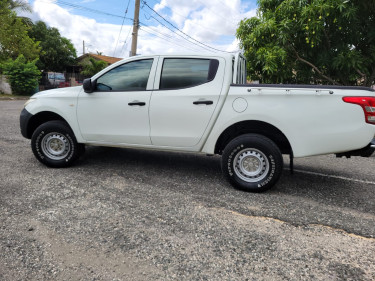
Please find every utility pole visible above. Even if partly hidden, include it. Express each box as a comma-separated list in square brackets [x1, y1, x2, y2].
[83, 40, 85, 55]
[131, 0, 140, 57]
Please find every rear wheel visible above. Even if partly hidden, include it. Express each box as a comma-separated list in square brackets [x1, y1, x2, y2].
[31, 121, 83, 167]
[222, 134, 283, 192]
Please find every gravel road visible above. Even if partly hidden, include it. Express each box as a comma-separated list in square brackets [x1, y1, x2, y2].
[1, 100, 374, 280]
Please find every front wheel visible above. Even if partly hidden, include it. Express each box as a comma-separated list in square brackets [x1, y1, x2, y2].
[31, 121, 82, 167]
[222, 134, 283, 192]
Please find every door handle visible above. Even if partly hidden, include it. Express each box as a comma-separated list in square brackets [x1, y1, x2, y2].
[128, 101, 146, 106]
[193, 100, 213, 105]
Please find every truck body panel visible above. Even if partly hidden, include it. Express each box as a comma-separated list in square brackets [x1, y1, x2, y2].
[25, 86, 84, 142]
[202, 85, 375, 157]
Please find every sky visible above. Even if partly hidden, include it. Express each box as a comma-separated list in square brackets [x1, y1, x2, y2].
[22, 0, 258, 58]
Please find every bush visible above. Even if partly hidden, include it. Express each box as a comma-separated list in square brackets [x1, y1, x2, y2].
[80, 57, 108, 77]
[1, 55, 41, 95]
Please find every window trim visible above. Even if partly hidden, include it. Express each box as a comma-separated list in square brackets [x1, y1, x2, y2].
[93, 58, 154, 92]
[158, 58, 220, 91]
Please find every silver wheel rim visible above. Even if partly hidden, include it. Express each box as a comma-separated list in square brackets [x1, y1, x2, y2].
[41, 132, 70, 160]
[233, 148, 270, 183]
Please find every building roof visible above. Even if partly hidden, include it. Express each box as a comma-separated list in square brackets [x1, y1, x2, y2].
[77, 53, 123, 64]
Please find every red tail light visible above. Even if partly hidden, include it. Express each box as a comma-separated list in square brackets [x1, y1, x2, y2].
[343, 97, 375, 124]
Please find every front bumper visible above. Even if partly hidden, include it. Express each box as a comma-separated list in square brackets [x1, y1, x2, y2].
[20, 108, 33, 139]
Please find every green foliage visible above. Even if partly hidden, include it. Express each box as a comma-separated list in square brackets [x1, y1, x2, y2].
[236, 0, 375, 86]
[6, 0, 31, 12]
[0, 1, 40, 62]
[28, 21, 77, 72]
[6, 0, 33, 26]
[80, 57, 108, 77]
[1, 55, 41, 95]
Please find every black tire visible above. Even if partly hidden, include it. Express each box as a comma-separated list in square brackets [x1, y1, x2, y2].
[31, 120, 82, 168]
[222, 134, 283, 192]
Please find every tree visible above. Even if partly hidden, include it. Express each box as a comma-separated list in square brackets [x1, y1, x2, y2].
[6, 0, 33, 26]
[236, 0, 375, 86]
[28, 21, 77, 72]
[1, 55, 41, 95]
[80, 57, 108, 77]
[6, 0, 31, 12]
[0, 1, 40, 62]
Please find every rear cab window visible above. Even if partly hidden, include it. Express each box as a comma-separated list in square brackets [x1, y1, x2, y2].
[159, 58, 219, 90]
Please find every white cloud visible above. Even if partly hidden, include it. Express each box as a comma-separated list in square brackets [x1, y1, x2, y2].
[226, 38, 241, 52]
[30, 0, 256, 58]
[152, 0, 256, 42]
[32, 0, 125, 56]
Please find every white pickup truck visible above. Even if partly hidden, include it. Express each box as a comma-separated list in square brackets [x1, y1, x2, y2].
[20, 53, 375, 192]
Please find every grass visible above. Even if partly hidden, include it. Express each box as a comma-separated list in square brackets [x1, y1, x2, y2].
[0, 93, 29, 100]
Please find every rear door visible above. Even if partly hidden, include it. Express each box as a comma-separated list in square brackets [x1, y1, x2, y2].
[149, 56, 225, 147]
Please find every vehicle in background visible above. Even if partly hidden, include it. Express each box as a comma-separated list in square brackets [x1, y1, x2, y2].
[40, 72, 66, 89]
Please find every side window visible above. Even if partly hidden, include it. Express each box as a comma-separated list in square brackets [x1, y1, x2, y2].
[96, 59, 153, 91]
[160, 58, 219, 90]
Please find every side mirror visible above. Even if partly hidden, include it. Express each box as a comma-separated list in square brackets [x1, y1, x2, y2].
[83, 78, 94, 93]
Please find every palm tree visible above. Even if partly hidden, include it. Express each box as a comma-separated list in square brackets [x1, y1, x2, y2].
[7, 0, 33, 26]
[8, 0, 31, 12]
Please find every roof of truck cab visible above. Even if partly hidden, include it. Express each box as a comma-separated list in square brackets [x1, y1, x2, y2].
[123, 52, 236, 60]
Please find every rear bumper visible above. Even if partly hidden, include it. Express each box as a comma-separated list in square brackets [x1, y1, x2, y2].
[336, 138, 375, 158]
[20, 108, 33, 139]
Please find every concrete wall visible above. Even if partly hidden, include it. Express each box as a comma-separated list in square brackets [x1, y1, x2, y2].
[0, 75, 12, 95]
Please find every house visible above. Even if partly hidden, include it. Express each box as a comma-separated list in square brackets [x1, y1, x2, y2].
[77, 53, 123, 65]
[65, 53, 123, 86]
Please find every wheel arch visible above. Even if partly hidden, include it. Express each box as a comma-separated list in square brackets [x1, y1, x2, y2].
[214, 120, 292, 155]
[25, 111, 73, 139]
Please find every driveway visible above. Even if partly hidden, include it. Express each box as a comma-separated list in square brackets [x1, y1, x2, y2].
[1, 100, 374, 280]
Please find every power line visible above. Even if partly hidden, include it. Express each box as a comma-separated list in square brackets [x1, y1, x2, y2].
[113, 0, 132, 57]
[120, 25, 133, 57]
[39, 0, 238, 55]
[142, 11, 239, 53]
[142, 1, 235, 53]
[144, 25, 217, 52]
[140, 28, 199, 53]
[147, 0, 239, 46]
[141, 10, 217, 53]
[143, 2, 239, 51]
[140, 26, 203, 53]
[145, 0, 222, 36]
[53, 0, 132, 20]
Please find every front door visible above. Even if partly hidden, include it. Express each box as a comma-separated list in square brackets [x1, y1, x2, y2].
[77, 58, 156, 145]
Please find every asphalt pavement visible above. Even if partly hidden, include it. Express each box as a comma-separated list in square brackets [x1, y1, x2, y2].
[1, 100, 374, 280]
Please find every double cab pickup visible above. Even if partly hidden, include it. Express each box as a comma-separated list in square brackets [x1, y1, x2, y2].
[20, 53, 375, 192]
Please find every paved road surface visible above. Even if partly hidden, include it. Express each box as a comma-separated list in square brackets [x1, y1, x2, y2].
[1, 100, 374, 280]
